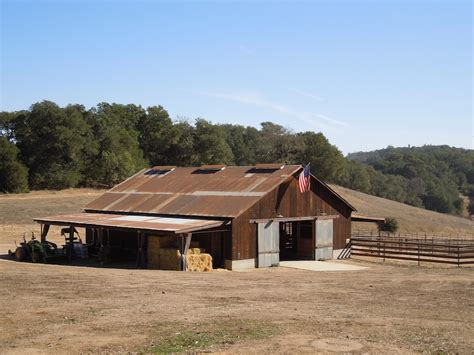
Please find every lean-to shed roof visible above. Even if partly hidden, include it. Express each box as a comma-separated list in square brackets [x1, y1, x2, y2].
[35, 213, 226, 234]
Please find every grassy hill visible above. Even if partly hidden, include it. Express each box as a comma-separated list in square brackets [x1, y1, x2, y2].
[330, 184, 474, 238]
[0, 188, 104, 253]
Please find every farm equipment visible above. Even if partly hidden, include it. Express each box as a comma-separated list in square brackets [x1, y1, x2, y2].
[8, 232, 65, 263]
[8, 227, 90, 264]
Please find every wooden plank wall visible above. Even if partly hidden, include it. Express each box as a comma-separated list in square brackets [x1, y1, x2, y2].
[231, 175, 352, 261]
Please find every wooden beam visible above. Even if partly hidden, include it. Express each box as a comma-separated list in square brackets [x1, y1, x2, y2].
[250, 215, 339, 224]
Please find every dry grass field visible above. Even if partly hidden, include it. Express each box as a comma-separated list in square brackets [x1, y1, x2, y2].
[0, 189, 473, 354]
[0, 188, 104, 254]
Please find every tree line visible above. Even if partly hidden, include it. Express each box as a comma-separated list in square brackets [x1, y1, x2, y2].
[1, 101, 473, 216]
[347, 146, 474, 215]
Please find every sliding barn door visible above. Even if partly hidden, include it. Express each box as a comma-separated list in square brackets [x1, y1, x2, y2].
[315, 219, 333, 260]
[258, 221, 280, 267]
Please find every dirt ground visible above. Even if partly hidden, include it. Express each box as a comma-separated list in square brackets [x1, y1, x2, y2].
[0, 189, 473, 354]
[0, 259, 473, 354]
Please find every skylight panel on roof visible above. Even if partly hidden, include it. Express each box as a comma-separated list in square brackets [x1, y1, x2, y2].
[144, 166, 175, 176]
[193, 164, 226, 174]
[247, 163, 285, 174]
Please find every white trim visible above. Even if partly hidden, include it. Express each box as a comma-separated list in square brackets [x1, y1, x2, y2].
[224, 258, 256, 271]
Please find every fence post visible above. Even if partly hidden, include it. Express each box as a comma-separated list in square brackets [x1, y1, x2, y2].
[418, 244, 420, 266]
[457, 246, 460, 268]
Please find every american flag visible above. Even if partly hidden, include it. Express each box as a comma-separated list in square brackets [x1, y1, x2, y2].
[298, 163, 311, 193]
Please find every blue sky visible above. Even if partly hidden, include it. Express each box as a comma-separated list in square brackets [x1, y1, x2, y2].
[1, 0, 472, 154]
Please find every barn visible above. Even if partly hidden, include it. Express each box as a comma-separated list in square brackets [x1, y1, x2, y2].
[35, 164, 356, 270]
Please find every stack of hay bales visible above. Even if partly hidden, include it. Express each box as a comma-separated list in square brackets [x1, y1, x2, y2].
[147, 236, 161, 269]
[147, 237, 212, 271]
[186, 248, 213, 272]
[158, 248, 181, 270]
[148, 236, 180, 270]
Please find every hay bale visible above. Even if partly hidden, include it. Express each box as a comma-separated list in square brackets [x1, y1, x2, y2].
[159, 236, 177, 248]
[187, 248, 201, 255]
[158, 248, 181, 270]
[186, 253, 213, 272]
[148, 236, 181, 270]
[200, 253, 213, 272]
[148, 236, 161, 269]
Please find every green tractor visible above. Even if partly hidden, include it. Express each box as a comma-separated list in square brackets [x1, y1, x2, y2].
[8, 232, 63, 263]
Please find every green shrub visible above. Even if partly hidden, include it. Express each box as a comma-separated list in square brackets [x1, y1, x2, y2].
[381, 217, 399, 233]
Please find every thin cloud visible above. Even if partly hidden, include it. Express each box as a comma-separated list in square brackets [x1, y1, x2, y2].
[239, 45, 255, 56]
[313, 114, 349, 127]
[196, 90, 349, 129]
[288, 88, 325, 102]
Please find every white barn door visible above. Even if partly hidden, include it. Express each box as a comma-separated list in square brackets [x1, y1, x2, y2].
[258, 221, 280, 267]
[315, 219, 333, 260]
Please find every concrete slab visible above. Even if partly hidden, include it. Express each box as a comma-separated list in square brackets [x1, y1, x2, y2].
[279, 260, 368, 272]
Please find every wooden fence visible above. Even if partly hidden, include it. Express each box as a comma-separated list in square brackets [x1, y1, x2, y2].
[352, 230, 474, 240]
[343, 235, 474, 267]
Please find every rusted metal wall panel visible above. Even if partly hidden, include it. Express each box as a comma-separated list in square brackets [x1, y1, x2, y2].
[232, 175, 352, 260]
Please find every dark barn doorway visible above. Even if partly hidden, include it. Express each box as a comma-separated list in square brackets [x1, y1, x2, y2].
[279, 221, 314, 261]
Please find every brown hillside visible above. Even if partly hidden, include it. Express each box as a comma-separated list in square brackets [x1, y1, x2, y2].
[330, 184, 474, 238]
[0, 189, 104, 253]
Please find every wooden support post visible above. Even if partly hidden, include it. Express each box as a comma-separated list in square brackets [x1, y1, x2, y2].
[457, 246, 460, 268]
[417, 244, 420, 266]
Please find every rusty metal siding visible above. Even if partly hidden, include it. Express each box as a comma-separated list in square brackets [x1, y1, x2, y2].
[231, 175, 352, 260]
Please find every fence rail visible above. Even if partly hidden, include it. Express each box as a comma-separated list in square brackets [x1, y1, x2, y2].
[348, 235, 474, 267]
[351, 230, 474, 240]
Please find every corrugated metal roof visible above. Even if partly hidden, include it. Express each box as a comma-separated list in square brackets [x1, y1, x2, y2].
[34, 213, 226, 234]
[84, 165, 302, 218]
